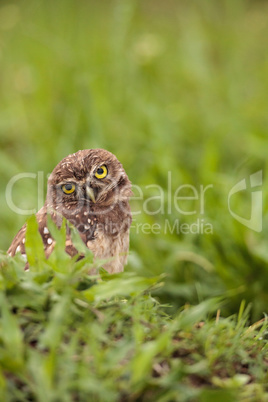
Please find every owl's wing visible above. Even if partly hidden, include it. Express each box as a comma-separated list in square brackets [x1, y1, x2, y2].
[7, 207, 55, 259]
[7, 224, 27, 257]
[7, 210, 81, 262]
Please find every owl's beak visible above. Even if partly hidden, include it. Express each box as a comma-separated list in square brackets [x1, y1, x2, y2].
[86, 186, 96, 203]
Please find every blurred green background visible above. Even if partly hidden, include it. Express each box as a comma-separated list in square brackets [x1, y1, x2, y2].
[1, 0, 268, 320]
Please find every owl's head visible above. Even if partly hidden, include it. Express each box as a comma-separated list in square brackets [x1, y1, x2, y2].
[46, 149, 132, 215]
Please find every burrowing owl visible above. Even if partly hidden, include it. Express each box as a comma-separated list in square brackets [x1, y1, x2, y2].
[8, 149, 132, 273]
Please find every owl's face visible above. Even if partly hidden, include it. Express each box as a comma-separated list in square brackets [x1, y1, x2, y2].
[46, 149, 132, 216]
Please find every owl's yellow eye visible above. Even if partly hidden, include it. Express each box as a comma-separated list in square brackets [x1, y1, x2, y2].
[95, 165, 108, 179]
[61, 183, 76, 194]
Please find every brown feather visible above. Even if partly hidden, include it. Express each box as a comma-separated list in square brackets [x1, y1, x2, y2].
[8, 149, 132, 273]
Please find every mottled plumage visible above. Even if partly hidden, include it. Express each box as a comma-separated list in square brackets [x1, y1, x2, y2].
[8, 149, 132, 273]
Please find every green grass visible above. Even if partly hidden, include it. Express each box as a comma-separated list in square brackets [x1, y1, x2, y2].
[1, 0, 268, 320]
[1, 0, 268, 399]
[0, 218, 267, 401]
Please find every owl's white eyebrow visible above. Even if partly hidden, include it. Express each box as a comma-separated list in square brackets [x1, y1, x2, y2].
[56, 179, 81, 186]
[90, 162, 107, 175]
[57, 177, 80, 185]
